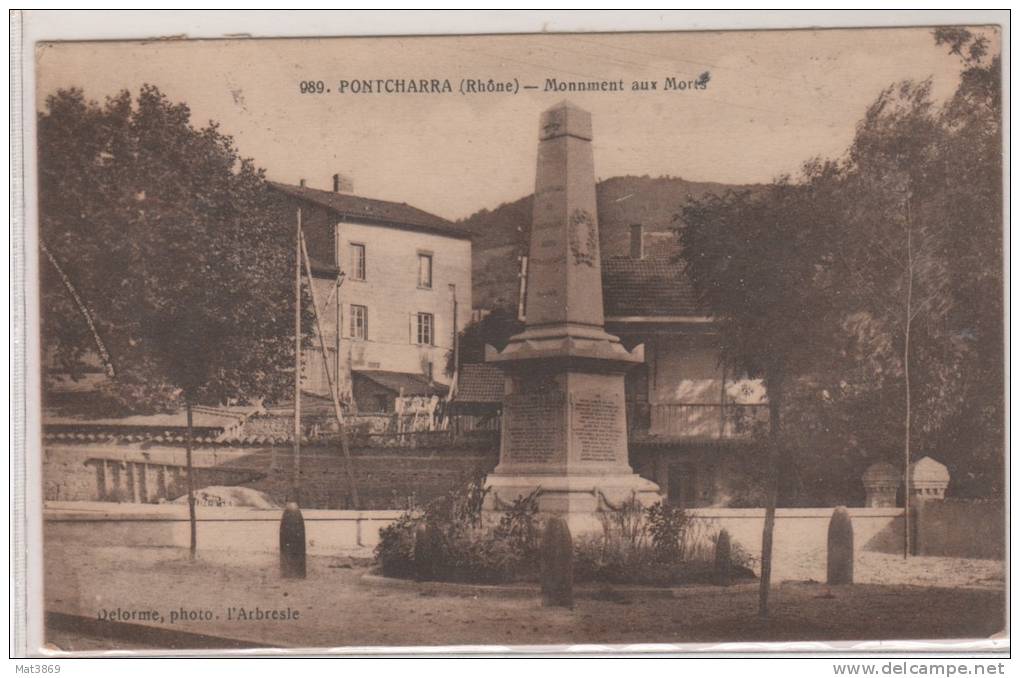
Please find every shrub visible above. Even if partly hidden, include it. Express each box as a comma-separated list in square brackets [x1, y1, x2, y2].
[573, 499, 726, 586]
[646, 500, 696, 561]
[493, 488, 540, 558]
[376, 510, 422, 578]
[374, 477, 539, 584]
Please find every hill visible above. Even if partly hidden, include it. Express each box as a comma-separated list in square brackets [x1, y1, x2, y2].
[459, 175, 759, 311]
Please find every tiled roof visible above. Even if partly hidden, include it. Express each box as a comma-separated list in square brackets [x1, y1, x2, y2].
[601, 256, 704, 318]
[42, 404, 261, 445]
[453, 363, 503, 404]
[270, 182, 471, 241]
[353, 370, 449, 397]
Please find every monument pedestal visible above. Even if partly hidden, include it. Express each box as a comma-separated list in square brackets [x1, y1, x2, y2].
[483, 101, 662, 535]
[482, 358, 662, 535]
[484, 473, 662, 535]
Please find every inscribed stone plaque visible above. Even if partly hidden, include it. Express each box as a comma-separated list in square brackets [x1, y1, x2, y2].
[504, 391, 566, 465]
[571, 391, 625, 463]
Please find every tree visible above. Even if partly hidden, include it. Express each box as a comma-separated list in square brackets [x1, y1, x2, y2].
[679, 164, 844, 618]
[447, 306, 524, 374]
[931, 29, 1004, 497]
[839, 78, 962, 556]
[677, 27, 1001, 612]
[39, 85, 311, 556]
[834, 27, 1003, 546]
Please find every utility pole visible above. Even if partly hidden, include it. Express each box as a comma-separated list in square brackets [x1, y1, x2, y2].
[299, 229, 361, 508]
[280, 207, 307, 579]
[294, 208, 303, 492]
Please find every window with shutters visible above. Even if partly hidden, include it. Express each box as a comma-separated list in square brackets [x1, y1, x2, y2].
[415, 312, 434, 345]
[350, 304, 367, 340]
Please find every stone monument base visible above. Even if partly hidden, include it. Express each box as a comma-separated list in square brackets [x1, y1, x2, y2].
[483, 472, 662, 536]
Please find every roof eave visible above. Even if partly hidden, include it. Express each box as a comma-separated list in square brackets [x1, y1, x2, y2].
[605, 315, 716, 324]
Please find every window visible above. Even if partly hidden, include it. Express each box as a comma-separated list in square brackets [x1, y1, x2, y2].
[350, 304, 368, 340]
[416, 312, 434, 345]
[350, 243, 366, 281]
[417, 253, 433, 289]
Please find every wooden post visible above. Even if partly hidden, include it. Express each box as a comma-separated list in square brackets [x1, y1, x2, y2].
[294, 208, 302, 499]
[186, 402, 197, 559]
[758, 376, 782, 619]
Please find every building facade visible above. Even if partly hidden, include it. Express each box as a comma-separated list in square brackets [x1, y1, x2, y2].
[601, 254, 768, 508]
[461, 226, 769, 508]
[271, 178, 472, 411]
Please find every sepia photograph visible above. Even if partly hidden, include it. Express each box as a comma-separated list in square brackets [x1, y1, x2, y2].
[16, 13, 1006, 657]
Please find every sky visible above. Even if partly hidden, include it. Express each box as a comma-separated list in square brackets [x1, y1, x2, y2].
[35, 27, 998, 220]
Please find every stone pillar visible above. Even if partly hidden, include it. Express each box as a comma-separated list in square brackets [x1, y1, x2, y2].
[861, 461, 901, 508]
[908, 456, 950, 501]
[484, 102, 661, 534]
[139, 463, 150, 503]
[129, 462, 140, 503]
[110, 462, 122, 501]
[100, 459, 112, 500]
[157, 465, 168, 501]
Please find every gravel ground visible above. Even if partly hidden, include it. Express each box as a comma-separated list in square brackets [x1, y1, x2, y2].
[776, 550, 1004, 589]
[43, 543, 1005, 653]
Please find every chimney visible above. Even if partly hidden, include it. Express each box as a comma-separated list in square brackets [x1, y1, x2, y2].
[332, 173, 354, 194]
[299, 178, 306, 187]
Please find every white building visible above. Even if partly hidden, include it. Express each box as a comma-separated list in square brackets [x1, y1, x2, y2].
[271, 176, 472, 412]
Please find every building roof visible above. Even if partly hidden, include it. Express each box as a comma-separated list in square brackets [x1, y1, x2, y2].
[270, 182, 471, 241]
[453, 363, 503, 404]
[307, 255, 340, 279]
[601, 255, 704, 318]
[42, 404, 261, 445]
[353, 370, 449, 397]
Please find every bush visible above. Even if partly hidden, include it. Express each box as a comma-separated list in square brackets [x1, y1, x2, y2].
[376, 511, 423, 578]
[573, 499, 727, 586]
[494, 488, 540, 556]
[374, 477, 539, 584]
[646, 500, 696, 561]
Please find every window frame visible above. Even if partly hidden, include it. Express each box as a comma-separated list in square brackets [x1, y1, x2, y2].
[349, 242, 366, 281]
[417, 251, 433, 289]
[350, 304, 368, 341]
[415, 311, 434, 346]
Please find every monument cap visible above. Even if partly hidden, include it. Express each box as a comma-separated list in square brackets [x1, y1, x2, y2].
[539, 101, 593, 141]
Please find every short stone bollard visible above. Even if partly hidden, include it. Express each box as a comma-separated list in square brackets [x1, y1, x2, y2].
[540, 516, 574, 608]
[413, 521, 440, 582]
[826, 506, 854, 585]
[279, 500, 307, 579]
[714, 529, 732, 586]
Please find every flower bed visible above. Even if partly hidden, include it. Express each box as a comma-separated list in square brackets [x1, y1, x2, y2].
[374, 479, 755, 586]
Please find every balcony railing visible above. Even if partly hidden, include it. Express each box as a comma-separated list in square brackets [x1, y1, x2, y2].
[627, 402, 769, 440]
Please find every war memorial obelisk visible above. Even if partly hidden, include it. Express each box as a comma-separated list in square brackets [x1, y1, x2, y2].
[484, 102, 661, 532]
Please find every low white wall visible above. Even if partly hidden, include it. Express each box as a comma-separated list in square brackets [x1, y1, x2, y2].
[45, 502, 905, 578]
[690, 507, 904, 577]
[45, 502, 403, 556]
